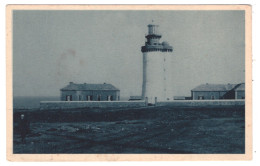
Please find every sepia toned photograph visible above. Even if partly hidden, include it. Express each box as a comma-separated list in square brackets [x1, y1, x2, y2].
[6, 5, 252, 161]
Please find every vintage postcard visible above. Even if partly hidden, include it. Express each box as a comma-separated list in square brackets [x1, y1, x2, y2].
[6, 5, 252, 161]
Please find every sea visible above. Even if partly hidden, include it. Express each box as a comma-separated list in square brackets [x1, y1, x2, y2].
[13, 96, 60, 109]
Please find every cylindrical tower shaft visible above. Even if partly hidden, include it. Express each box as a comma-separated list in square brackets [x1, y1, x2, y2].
[141, 23, 173, 103]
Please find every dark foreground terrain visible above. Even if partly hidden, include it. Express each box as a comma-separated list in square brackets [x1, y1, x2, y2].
[13, 105, 245, 154]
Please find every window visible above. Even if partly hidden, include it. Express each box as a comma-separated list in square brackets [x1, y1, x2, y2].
[66, 95, 72, 101]
[86, 95, 93, 101]
[97, 95, 101, 101]
[107, 95, 113, 101]
[198, 96, 204, 100]
[211, 96, 215, 100]
[79, 95, 82, 101]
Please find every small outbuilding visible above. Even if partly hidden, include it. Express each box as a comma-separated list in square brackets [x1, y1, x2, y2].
[235, 83, 245, 99]
[60, 82, 120, 101]
[174, 96, 186, 100]
[191, 83, 245, 100]
[129, 96, 142, 101]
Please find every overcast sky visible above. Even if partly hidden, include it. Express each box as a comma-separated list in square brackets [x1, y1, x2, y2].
[13, 10, 245, 97]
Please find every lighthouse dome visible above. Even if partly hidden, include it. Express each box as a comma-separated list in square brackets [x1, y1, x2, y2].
[162, 41, 169, 46]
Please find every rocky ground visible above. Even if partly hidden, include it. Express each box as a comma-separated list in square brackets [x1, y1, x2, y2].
[13, 105, 245, 154]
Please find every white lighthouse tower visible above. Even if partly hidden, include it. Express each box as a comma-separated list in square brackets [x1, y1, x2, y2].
[141, 22, 173, 103]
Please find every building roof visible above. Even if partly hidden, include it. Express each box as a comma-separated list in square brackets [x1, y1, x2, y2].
[191, 83, 237, 92]
[235, 83, 245, 91]
[61, 82, 119, 91]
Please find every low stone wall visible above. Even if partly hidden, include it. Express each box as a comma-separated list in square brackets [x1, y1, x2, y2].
[156, 100, 245, 107]
[40, 101, 146, 110]
[40, 100, 245, 110]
